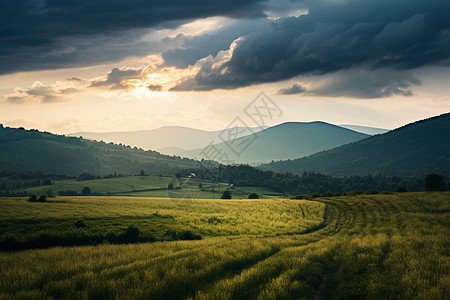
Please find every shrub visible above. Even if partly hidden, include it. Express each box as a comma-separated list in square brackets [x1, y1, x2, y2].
[27, 195, 37, 202]
[221, 191, 232, 199]
[107, 226, 143, 244]
[28, 195, 46, 202]
[248, 193, 259, 199]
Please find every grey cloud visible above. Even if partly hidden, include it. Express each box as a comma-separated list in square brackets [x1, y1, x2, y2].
[148, 85, 163, 91]
[172, 0, 450, 94]
[91, 68, 143, 90]
[304, 69, 421, 98]
[278, 83, 305, 95]
[0, 0, 268, 75]
[2, 82, 81, 103]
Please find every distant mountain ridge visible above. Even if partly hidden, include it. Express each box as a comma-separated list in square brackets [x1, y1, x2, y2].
[179, 121, 370, 164]
[69, 126, 267, 155]
[339, 124, 390, 135]
[260, 113, 450, 176]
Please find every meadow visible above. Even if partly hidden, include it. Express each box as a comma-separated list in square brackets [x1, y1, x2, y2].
[0, 197, 324, 250]
[22, 175, 284, 199]
[0, 192, 449, 299]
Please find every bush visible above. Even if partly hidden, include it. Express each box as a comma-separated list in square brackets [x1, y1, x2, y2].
[27, 195, 37, 202]
[28, 195, 46, 202]
[248, 193, 259, 199]
[221, 191, 232, 199]
[107, 226, 143, 244]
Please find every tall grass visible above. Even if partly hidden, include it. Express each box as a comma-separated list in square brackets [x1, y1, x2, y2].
[0, 192, 448, 299]
[0, 197, 324, 250]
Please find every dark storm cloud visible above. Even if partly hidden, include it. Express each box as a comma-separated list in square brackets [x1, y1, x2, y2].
[0, 0, 267, 75]
[172, 0, 450, 92]
[161, 19, 271, 68]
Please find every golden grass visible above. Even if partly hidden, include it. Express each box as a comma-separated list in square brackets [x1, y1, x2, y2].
[0, 192, 449, 299]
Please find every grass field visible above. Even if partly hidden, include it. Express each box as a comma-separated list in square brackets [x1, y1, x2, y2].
[0, 197, 324, 250]
[0, 192, 449, 299]
[22, 175, 285, 199]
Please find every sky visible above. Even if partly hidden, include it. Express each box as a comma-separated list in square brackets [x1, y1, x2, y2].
[1, 0, 449, 134]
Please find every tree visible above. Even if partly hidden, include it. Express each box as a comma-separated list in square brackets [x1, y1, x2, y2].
[139, 169, 146, 176]
[424, 173, 447, 191]
[221, 190, 232, 199]
[167, 183, 174, 190]
[248, 193, 259, 199]
[81, 186, 91, 196]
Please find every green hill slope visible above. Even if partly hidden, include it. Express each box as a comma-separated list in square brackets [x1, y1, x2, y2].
[260, 113, 450, 176]
[0, 127, 199, 175]
[179, 122, 369, 164]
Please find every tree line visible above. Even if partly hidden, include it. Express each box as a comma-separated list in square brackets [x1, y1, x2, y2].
[181, 164, 448, 195]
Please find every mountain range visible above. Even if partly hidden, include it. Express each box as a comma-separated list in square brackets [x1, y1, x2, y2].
[69, 126, 267, 155]
[70, 122, 383, 164]
[178, 122, 370, 164]
[260, 113, 450, 176]
[2, 113, 447, 178]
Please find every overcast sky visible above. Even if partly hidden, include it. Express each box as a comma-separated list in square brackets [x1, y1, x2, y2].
[1, 0, 449, 133]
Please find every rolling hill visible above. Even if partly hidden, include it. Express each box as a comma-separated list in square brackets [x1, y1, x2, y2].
[69, 126, 266, 155]
[0, 127, 200, 176]
[260, 113, 450, 176]
[179, 122, 370, 164]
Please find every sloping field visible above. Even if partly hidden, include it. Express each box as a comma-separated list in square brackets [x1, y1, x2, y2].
[0, 193, 449, 299]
